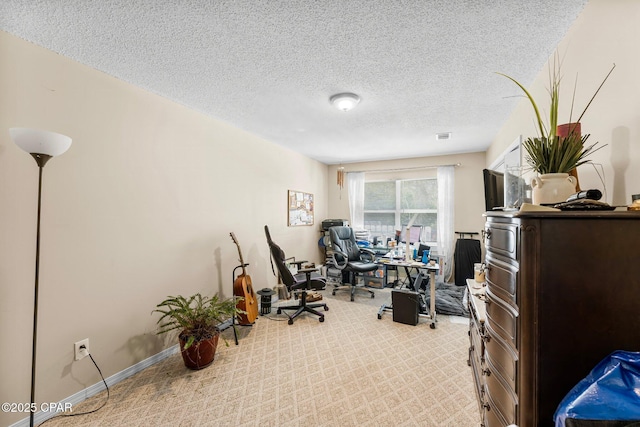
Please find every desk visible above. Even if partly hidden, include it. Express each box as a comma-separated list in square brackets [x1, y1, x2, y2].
[376, 260, 440, 329]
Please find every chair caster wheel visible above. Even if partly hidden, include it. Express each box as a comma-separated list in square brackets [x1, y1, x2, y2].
[277, 308, 282, 314]
[350, 296, 354, 301]
[319, 316, 324, 322]
[371, 293, 375, 298]
[324, 305, 329, 311]
[377, 314, 382, 320]
[288, 318, 294, 325]
[430, 323, 436, 329]
[332, 290, 336, 296]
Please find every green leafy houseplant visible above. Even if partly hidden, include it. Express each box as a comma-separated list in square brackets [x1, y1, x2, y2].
[154, 293, 245, 369]
[497, 59, 615, 174]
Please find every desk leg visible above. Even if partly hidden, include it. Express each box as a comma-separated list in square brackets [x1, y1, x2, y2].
[429, 269, 437, 329]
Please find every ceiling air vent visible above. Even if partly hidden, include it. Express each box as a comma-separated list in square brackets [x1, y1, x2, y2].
[435, 132, 452, 141]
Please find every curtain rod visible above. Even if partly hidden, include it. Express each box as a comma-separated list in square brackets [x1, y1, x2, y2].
[344, 163, 461, 174]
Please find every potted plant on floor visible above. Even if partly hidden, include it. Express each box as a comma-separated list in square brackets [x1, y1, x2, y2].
[154, 293, 244, 370]
[498, 58, 615, 204]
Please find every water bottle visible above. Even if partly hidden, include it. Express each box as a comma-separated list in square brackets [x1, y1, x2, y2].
[422, 250, 429, 264]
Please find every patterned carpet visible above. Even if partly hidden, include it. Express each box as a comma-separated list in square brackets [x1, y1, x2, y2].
[44, 287, 481, 427]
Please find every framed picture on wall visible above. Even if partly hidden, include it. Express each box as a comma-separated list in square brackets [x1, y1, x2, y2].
[288, 190, 314, 226]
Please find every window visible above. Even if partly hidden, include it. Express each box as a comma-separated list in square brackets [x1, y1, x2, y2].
[364, 178, 437, 243]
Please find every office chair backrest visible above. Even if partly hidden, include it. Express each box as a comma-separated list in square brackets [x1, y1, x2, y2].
[265, 224, 277, 251]
[264, 225, 295, 288]
[329, 226, 361, 262]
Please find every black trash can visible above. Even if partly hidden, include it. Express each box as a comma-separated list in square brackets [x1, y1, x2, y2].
[257, 288, 275, 315]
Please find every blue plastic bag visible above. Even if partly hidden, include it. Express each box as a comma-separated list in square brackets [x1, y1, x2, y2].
[555, 350, 640, 426]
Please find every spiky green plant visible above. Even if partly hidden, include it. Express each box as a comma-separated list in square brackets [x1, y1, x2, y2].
[153, 293, 244, 349]
[497, 57, 615, 174]
[522, 133, 602, 174]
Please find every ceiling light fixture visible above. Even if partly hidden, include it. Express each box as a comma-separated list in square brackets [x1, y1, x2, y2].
[330, 93, 360, 111]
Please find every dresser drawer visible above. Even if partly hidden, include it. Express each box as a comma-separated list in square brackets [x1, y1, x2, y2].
[485, 221, 518, 260]
[484, 390, 514, 427]
[485, 291, 518, 348]
[485, 259, 518, 306]
[470, 315, 485, 365]
[469, 293, 485, 333]
[485, 332, 517, 391]
[484, 362, 517, 426]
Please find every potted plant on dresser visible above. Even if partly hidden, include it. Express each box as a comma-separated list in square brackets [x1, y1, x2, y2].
[498, 58, 615, 205]
[154, 293, 244, 370]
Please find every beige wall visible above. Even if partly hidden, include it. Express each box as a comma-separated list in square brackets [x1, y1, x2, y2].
[488, 0, 640, 206]
[326, 152, 488, 239]
[0, 31, 328, 425]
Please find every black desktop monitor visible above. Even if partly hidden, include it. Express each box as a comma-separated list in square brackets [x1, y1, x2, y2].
[417, 244, 430, 260]
[483, 169, 504, 211]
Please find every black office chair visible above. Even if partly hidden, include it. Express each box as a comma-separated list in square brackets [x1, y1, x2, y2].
[328, 226, 377, 301]
[264, 225, 328, 324]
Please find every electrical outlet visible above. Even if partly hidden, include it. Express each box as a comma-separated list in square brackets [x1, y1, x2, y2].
[74, 338, 89, 361]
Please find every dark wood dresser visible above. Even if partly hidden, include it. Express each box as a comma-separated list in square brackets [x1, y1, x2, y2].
[474, 210, 640, 427]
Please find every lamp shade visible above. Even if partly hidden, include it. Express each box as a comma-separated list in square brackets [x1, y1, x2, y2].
[9, 128, 72, 156]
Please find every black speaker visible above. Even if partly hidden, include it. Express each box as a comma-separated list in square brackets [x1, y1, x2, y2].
[392, 289, 419, 326]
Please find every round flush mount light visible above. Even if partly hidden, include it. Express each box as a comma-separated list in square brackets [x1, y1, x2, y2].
[330, 92, 360, 111]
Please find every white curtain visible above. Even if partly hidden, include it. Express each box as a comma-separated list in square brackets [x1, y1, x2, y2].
[346, 172, 365, 230]
[437, 166, 455, 282]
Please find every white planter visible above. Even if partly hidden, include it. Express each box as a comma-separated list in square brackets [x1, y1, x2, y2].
[531, 173, 577, 205]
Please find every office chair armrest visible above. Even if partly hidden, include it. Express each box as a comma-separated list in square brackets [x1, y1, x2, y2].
[285, 256, 308, 269]
[298, 267, 319, 274]
[359, 247, 376, 262]
[327, 250, 348, 270]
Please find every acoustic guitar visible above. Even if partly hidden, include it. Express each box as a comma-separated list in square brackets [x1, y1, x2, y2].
[230, 232, 258, 325]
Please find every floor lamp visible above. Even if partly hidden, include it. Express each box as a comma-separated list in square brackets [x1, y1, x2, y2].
[10, 128, 72, 427]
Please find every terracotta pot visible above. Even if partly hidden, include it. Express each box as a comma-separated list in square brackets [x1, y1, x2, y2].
[179, 329, 220, 370]
[556, 122, 581, 137]
[531, 173, 577, 205]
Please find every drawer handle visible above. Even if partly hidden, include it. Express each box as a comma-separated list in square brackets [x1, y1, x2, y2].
[484, 229, 492, 240]
[482, 368, 491, 377]
[482, 403, 491, 411]
[483, 335, 491, 343]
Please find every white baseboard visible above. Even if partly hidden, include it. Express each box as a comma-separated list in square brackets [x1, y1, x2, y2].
[10, 345, 179, 427]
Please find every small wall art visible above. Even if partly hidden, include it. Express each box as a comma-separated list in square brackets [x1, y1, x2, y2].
[288, 190, 314, 226]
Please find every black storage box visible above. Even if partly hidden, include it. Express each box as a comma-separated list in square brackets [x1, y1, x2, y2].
[392, 289, 419, 326]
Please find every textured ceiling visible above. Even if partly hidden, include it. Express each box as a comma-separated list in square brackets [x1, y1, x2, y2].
[0, 1, 589, 165]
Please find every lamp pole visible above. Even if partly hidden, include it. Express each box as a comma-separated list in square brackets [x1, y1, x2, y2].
[29, 153, 52, 427]
[10, 128, 71, 427]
